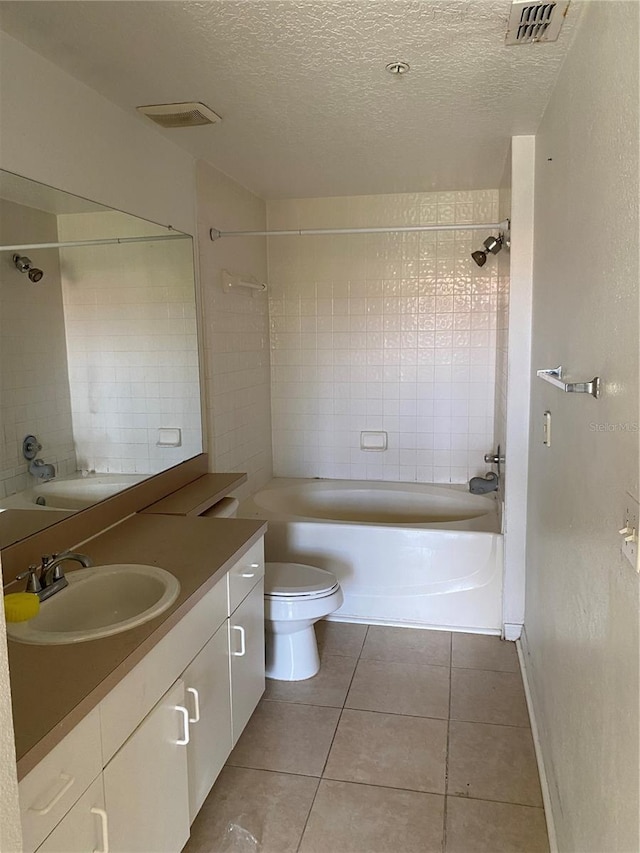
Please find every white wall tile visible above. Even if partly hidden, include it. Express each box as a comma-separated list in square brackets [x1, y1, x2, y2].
[267, 190, 499, 483]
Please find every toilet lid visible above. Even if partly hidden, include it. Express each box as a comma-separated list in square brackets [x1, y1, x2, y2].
[265, 562, 340, 598]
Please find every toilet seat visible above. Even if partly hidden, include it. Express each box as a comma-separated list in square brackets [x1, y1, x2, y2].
[265, 562, 340, 599]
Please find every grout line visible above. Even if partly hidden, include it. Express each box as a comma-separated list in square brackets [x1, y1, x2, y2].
[224, 765, 547, 810]
[295, 622, 370, 853]
[442, 631, 453, 853]
[451, 663, 521, 675]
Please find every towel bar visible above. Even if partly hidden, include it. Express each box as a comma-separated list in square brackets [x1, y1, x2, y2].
[536, 366, 600, 398]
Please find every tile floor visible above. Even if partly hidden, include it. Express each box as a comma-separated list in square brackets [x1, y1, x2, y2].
[185, 623, 550, 853]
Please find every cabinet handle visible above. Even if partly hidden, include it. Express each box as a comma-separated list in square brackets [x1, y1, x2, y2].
[240, 563, 260, 578]
[174, 705, 190, 745]
[30, 772, 75, 815]
[90, 807, 110, 853]
[232, 625, 246, 657]
[186, 687, 201, 723]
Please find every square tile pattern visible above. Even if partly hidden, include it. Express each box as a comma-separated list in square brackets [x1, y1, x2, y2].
[186, 625, 549, 853]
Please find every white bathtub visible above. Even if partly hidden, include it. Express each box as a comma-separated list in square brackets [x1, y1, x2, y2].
[0, 473, 146, 512]
[239, 478, 503, 634]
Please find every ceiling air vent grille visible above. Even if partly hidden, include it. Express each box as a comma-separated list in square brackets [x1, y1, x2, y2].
[505, 1, 570, 45]
[136, 102, 222, 128]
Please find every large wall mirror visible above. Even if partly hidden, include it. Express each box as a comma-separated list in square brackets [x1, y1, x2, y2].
[0, 170, 203, 549]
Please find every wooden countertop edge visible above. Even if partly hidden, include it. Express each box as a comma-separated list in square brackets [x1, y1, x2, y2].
[15, 521, 267, 781]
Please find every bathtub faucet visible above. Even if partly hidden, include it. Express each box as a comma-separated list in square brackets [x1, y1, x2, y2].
[29, 458, 56, 482]
[469, 472, 499, 495]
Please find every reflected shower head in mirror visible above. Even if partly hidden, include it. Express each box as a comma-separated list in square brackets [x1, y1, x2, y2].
[471, 235, 503, 268]
[13, 254, 44, 283]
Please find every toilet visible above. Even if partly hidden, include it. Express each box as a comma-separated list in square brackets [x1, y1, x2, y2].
[264, 562, 343, 681]
[204, 497, 344, 681]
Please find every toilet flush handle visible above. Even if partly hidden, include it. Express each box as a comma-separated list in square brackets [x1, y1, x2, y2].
[233, 625, 246, 657]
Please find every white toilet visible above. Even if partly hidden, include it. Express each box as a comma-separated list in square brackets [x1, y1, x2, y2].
[264, 562, 343, 681]
[204, 497, 343, 681]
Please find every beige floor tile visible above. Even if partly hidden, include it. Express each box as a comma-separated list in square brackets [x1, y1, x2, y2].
[228, 700, 340, 776]
[448, 721, 543, 806]
[184, 766, 318, 853]
[324, 708, 447, 793]
[445, 797, 550, 853]
[452, 633, 519, 672]
[450, 668, 530, 727]
[346, 659, 450, 718]
[299, 779, 445, 853]
[264, 654, 357, 707]
[315, 620, 368, 658]
[361, 625, 451, 666]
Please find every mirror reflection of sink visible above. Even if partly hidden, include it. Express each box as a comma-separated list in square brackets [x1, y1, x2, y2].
[7, 565, 180, 645]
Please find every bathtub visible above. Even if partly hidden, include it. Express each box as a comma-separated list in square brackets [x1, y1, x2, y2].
[0, 473, 146, 512]
[239, 478, 503, 634]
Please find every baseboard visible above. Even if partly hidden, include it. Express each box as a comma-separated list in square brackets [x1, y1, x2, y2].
[517, 630, 558, 853]
[503, 621, 523, 640]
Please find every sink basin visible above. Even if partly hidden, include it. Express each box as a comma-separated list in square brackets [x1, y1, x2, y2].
[7, 565, 180, 645]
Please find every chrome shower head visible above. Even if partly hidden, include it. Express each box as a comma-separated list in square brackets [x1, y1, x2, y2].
[13, 254, 44, 283]
[471, 234, 503, 268]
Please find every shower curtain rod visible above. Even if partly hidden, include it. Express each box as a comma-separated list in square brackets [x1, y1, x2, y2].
[210, 220, 510, 241]
[0, 233, 190, 253]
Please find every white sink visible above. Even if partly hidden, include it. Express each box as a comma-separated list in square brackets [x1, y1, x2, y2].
[7, 565, 180, 645]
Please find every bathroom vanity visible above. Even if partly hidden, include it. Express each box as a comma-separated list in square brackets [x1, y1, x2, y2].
[5, 475, 267, 853]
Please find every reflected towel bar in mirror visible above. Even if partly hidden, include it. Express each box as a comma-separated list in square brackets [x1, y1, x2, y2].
[536, 366, 600, 398]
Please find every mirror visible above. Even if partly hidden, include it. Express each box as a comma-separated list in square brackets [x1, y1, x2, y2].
[0, 170, 203, 548]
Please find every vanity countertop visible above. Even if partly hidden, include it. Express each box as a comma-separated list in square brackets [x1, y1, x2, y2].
[9, 512, 267, 779]
[141, 472, 247, 517]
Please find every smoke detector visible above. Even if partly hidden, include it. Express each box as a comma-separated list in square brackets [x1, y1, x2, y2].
[505, 1, 570, 45]
[136, 102, 222, 128]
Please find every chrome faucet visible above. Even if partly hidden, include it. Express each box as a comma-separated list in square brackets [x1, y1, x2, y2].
[31, 551, 93, 602]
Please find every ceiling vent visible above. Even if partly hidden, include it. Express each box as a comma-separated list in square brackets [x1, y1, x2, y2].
[505, 1, 570, 45]
[136, 102, 222, 128]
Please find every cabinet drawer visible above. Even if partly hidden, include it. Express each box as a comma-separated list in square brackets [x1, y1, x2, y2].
[227, 539, 264, 615]
[20, 709, 102, 853]
[100, 573, 227, 763]
[35, 777, 106, 853]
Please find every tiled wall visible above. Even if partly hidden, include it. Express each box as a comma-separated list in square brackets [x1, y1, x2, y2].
[267, 190, 499, 483]
[0, 200, 76, 498]
[58, 212, 202, 474]
[197, 161, 272, 500]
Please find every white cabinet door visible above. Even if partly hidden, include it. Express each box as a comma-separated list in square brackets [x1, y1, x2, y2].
[36, 777, 107, 853]
[103, 679, 190, 853]
[183, 622, 232, 822]
[229, 579, 265, 744]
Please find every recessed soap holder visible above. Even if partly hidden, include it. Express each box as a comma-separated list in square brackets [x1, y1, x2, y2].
[360, 431, 388, 452]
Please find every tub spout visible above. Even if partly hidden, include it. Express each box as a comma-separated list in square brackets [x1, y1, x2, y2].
[29, 459, 56, 482]
[469, 472, 499, 494]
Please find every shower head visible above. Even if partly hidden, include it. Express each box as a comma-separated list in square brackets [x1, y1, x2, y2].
[13, 254, 44, 283]
[471, 234, 504, 267]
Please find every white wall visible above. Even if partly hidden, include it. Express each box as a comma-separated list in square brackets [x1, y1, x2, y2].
[267, 191, 499, 483]
[502, 137, 535, 639]
[0, 32, 199, 849]
[196, 161, 272, 499]
[523, 3, 639, 851]
[0, 32, 195, 235]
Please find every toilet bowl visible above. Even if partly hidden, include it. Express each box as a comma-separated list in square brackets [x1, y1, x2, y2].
[202, 497, 343, 681]
[264, 562, 343, 681]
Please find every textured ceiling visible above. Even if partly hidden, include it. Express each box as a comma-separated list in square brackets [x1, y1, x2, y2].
[0, 1, 581, 198]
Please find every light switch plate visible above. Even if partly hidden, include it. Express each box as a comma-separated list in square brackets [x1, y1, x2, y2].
[621, 492, 639, 572]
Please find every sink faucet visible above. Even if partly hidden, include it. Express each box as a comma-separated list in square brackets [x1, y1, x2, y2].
[36, 552, 93, 602]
